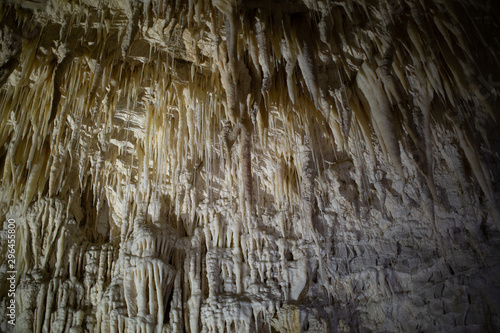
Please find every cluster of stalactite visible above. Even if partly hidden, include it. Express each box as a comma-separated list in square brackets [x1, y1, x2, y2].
[0, 0, 499, 332]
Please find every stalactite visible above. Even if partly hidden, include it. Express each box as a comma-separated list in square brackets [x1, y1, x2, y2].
[49, 46, 72, 124]
[357, 62, 404, 179]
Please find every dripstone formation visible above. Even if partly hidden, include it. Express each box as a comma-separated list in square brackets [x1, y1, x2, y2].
[1, 0, 500, 332]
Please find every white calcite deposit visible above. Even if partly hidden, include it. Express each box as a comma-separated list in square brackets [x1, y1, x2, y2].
[0, 0, 500, 332]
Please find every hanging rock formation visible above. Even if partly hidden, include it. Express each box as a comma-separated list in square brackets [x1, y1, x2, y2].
[1, 0, 500, 332]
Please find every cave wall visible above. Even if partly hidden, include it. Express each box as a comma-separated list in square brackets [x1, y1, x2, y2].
[0, 0, 500, 332]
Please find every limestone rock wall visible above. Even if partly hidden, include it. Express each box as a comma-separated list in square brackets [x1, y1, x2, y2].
[0, 0, 499, 332]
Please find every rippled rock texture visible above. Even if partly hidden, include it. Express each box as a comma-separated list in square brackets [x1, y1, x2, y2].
[0, 0, 500, 332]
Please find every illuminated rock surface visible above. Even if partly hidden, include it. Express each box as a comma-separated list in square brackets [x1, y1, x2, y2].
[0, 0, 500, 332]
